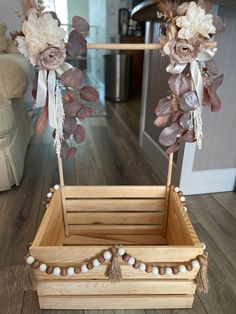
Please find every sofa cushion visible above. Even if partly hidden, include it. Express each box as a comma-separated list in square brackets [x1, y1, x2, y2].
[0, 53, 33, 99]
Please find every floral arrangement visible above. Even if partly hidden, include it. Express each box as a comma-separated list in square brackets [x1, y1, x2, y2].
[155, 1, 225, 154]
[14, 0, 99, 159]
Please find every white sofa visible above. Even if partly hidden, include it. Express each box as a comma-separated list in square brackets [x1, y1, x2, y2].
[0, 52, 34, 191]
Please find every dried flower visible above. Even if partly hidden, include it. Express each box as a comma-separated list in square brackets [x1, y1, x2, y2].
[22, 10, 65, 64]
[164, 39, 199, 64]
[176, 2, 216, 40]
[36, 46, 66, 70]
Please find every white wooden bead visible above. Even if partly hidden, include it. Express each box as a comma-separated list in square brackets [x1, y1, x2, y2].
[201, 242, 206, 250]
[54, 184, 60, 190]
[174, 187, 180, 192]
[26, 256, 35, 265]
[180, 196, 186, 202]
[53, 267, 61, 276]
[46, 204, 49, 208]
[179, 265, 187, 273]
[139, 263, 146, 272]
[39, 263, 47, 272]
[165, 267, 173, 276]
[81, 264, 88, 273]
[47, 192, 53, 198]
[192, 260, 200, 268]
[92, 259, 100, 268]
[184, 206, 188, 212]
[127, 257, 135, 266]
[67, 267, 75, 276]
[103, 250, 112, 261]
[152, 266, 159, 275]
[118, 248, 126, 256]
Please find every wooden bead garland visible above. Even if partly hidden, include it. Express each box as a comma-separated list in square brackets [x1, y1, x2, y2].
[25, 246, 207, 280]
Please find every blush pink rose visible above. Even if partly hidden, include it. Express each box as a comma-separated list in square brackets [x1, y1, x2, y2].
[169, 39, 199, 64]
[36, 46, 66, 70]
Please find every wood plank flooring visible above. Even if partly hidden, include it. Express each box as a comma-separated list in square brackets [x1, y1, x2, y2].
[0, 100, 235, 314]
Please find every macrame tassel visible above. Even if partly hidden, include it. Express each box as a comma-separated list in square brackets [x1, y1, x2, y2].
[24, 263, 37, 291]
[196, 253, 209, 293]
[192, 105, 203, 149]
[105, 251, 122, 283]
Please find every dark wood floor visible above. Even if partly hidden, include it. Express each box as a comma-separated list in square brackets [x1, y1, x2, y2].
[0, 100, 235, 314]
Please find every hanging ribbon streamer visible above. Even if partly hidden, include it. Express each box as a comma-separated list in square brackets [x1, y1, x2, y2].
[35, 63, 73, 157]
[35, 69, 47, 109]
[47, 70, 57, 129]
[54, 82, 65, 158]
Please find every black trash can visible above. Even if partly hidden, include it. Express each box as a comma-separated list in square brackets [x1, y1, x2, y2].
[104, 54, 130, 102]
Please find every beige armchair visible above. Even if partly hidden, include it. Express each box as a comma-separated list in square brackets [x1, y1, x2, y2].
[0, 49, 34, 191]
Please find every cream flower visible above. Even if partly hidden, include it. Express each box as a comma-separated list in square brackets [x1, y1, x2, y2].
[176, 2, 216, 40]
[22, 11, 66, 65]
[16, 36, 29, 60]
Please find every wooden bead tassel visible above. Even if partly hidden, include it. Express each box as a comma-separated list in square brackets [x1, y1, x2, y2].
[196, 253, 209, 293]
[105, 248, 122, 283]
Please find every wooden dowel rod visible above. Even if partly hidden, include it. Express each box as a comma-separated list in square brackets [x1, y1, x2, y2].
[166, 152, 174, 188]
[87, 43, 162, 50]
[162, 152, 174, 237]
[57, 157, 65, 187]
[57, 157, 69, 236]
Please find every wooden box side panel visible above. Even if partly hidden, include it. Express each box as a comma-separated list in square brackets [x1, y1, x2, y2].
[36, 280, 196, 296]
[32, 190, 65, 247]
[38, 295, 194, 310]
[167, 190, 201, 246]
[64, 185, 167, 244]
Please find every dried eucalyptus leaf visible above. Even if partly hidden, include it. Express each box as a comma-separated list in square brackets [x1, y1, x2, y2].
[168, 74, 191, 96]
[77, 106, 94, 121]
[79, 86, 99, 102]
[64, 100, 83, 117]
[61, 141, 77, 159]
[213, 74, 224, 89]
[155, 98, 172, 116]
[72, 16, 90, 32]
[60, 68, 84, 89]
[182, 130, 196, 143]
[154, 116, 170, 127]
[63, 117, 77, 136]
[73, 125, 86, 144]
[180, 91, 199, 112]
[205, 60, 218, 76]
[159, 123, 180, 147]
[165, 144, 180, 155]
[179, 112, 193, 130]
[68, 29, 87, 57]
[213, 16, 226, 33]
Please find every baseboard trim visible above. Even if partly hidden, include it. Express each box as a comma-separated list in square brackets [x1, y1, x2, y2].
[181, 168, 236, 195]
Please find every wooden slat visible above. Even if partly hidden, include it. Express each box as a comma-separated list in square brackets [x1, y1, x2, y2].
[67, 212, 164, 225]
[66, 198, 165, 212]
[30, 246, 203, 265]
[87, 43, 162, 50]
[68, 224, 163, 235]
[167, 190, 201, 246]
[63, 234, 167, 245]
[64, 186, 166, 199]
[38, 295, 194, 309]
[35, 265, 198, 280]
[37, 280, 196, 296]
[32, 190, 64, 246]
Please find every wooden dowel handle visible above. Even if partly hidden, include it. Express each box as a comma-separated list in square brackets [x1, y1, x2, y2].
[166, 152, 174, 188]
[57, 157, 65, 187]
[87, 43, 162, 50]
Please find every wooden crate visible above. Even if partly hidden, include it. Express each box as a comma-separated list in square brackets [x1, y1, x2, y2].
[29, 183, 203, 310]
